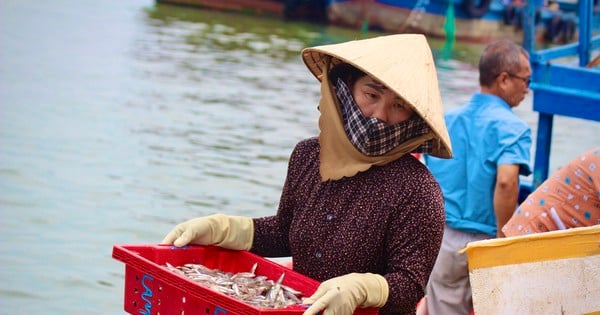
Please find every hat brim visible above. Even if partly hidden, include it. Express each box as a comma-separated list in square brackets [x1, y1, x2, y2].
[301, 35, 452, 159]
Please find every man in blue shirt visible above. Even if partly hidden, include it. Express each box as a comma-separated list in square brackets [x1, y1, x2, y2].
[420, 39, 533, 315]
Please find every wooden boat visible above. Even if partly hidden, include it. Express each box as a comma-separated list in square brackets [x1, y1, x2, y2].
[324, 0, 594, 43]
[157, 0, 598, 43]
[155, 0, 328, 23]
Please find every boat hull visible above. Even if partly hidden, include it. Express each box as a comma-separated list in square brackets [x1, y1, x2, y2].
[155, 0, 592, 44]
[156, 0, 328, 22]
[157, 0, 284, 15]
[326, 0, 524, 43]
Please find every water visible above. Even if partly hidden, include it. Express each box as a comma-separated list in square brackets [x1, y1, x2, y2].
[0, 1, 598, 314]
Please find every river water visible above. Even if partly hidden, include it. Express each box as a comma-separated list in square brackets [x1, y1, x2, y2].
[0, 1, 598, 314]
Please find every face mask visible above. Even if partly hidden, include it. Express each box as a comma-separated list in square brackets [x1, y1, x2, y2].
[335, 78, 431, 156]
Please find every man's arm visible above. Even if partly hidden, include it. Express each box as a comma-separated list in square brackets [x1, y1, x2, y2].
[494, 164, 520, 237]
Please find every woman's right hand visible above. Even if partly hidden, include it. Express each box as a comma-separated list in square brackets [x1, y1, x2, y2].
[161, 214, 254, 250]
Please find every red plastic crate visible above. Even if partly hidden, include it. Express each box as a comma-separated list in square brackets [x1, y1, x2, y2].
[112, 244, 379, 315]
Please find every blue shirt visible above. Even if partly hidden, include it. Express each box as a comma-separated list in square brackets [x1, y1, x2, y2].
[425, 93, 532, 236]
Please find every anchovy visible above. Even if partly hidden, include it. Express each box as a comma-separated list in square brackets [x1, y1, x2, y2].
[165, 262, 302, 309]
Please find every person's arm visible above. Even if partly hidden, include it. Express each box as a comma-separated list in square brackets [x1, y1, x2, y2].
[383, 171, 446, 313]
[251, 138, 317, 257]
[494, 164, 520, 237]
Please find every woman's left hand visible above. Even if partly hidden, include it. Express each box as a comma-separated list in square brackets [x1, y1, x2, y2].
[302, 273, 389, 315]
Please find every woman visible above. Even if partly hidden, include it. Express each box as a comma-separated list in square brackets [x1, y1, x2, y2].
[161, 34, 453, 315]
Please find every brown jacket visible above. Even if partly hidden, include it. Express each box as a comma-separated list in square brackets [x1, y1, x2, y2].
[252, 137, 445, 314]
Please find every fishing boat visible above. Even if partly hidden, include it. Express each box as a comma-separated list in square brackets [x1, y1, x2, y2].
[325, 0, 599, 43]
[518, 0, 599, 197]
[465, 4, 600, 311]
[155, 0, 328, 23]
[156, 0, 598, 43]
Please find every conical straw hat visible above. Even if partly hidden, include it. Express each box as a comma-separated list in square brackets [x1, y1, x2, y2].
[301, 34, 452, 159]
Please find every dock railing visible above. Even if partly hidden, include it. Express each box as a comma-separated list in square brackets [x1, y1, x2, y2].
[520, 0, 600, 196]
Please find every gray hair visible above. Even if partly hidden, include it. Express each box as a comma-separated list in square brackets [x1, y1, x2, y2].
[478, 39, 529, 87]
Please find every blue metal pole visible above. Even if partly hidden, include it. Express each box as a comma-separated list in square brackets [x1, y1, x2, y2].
[578, 0, 591, 66]
[533, 112, 554, 188]
[523, 0, 536, 54]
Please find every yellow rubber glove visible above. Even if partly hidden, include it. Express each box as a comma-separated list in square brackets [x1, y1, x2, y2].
[161, 214, 254, 250]
[303, 273, 389, 315]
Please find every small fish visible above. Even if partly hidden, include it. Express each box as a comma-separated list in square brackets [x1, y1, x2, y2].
[165, 263, 301, 309]
[267, 273, 285, 303]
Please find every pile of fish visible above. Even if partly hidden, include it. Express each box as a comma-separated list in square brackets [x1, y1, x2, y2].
[165, 262, 304, 309]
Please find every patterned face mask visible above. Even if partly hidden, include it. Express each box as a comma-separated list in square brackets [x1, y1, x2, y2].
[335, 78, 432, 156]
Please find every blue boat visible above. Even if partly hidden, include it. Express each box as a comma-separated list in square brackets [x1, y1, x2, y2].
[325, 0, 600, 43]
[156, 0, 598, 43]
[518, 0, 600, 198]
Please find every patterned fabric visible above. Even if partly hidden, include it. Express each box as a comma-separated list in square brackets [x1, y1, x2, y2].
[503, 147, 600, 236]
[335, 78, 433, 156]
[250, 137, 446, 315]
